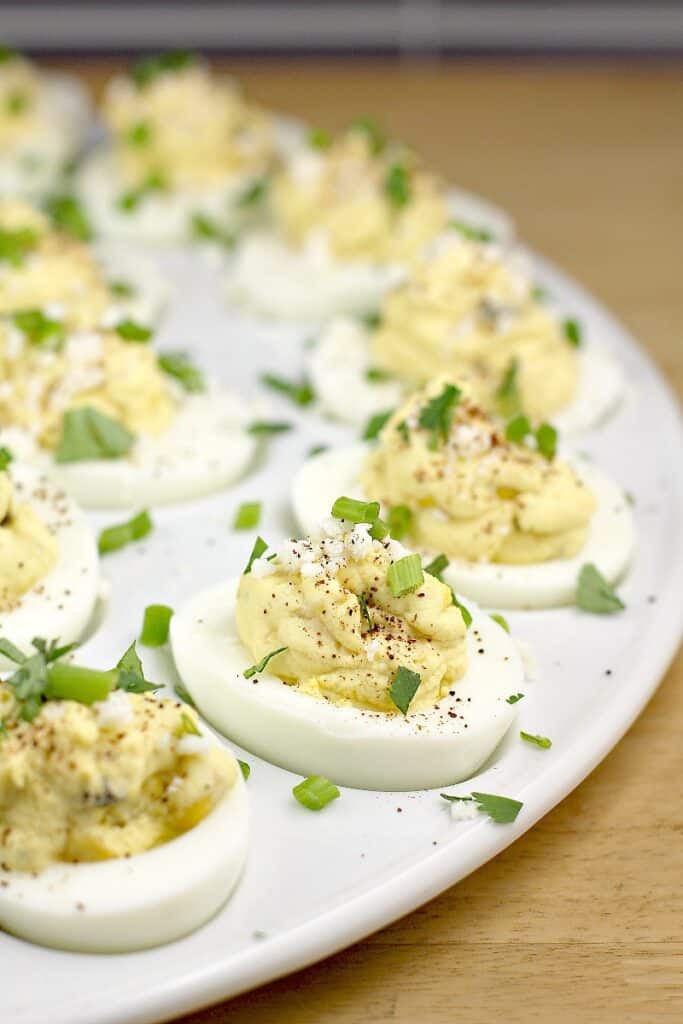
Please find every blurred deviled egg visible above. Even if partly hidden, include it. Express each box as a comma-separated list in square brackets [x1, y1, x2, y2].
[0, 649, 248, 952]
[226, 119, 512, 322]
[171, 504, 524, 791]
[0, 317, 256, 508]
[292, 380, 635, 610]
[0, 451, 100, 662]
[0, 46, 91, 197]
[77, 52, 277, 243]
[310, 232, 624, 433]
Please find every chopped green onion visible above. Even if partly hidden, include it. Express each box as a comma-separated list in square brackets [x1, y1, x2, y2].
[418, 384, 461, 449]
[496, 358, 521, 418]
[505, 414, 531, 444]
[131, 51, 195, 89]
[247, 420, 293, 436]
[357, 592, 373, 630]
[140, 604, 173, 646]
[449, 219, 494, 242]
[0, 638, 28, 664]
[389, 666, 421, 714]
[368, 516, 389, 540]
[308, 126, 332, 150]
[180, 711, 202, 737]
[577, 563, 625, 614]
[535, 422, 557, 461]
[563, 318, 582, 347]
[44, 193, 92, 241]
[108, 279, 136, 298]
[293, 775, 340, 811]
[55, 406, 134, 463]
[349, 116, 385, 154]
[260, 372, 315, 407]
[365, 366, 393, 382]
[424, 553, 449, 580]
[244, 646, 288, 679]
[441, 791, 523, 824]
[451, 590, 472, 628]
[362, 408, 394, 441]
[0, 226, 39, 266]
[331, 496, 380, 524]
[238, 759, 251, 780]
[117, 171, 166, 212]
[238, 177, 268, 208]
[12, 309, 65, 349]
[125, 119, 152, 146]
[244, 536, 268, 574]
[506, 693, 524, 704]
[0, 446, 13, 471]
[45, 663, 117, 704]
[490, 613, 510, 633]
[189, 212, 234, 247]
[520, 731, 552, 749]
[158, 351, 205, 393]
[384, 162, 411, 208]
[115, 319, 152, 343]
[308, 444, 328, 457]
[387, 553, 423, 598]
[98, 509, 153, 555]
[387, 504, 413, 541]
[396, 420, 410, 443]
[361, 310, 382, 329]
[233, 501, 262, 530]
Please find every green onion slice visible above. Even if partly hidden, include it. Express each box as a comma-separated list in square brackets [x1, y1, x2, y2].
[98, 509, 153, 555]
[293, 775, 340, 811]
[387, 553, 423, 597]
[140, 604, 173, 646]
[233, 501, 262, 530]
[387, 504, 413, 541]
[520, 731, 552, 749]
[331, 495, 380, 524]
[55, 406, 134, 463]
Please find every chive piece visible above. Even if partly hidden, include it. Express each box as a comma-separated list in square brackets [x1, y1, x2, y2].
[308, 126, 331, 150]
[244, 536, 268, 574]
[174, 681, 196, 708]
[368, 516, 389, 540]
[238, 177, 268, 208]
[189, 212, 234, 247]
[577, 563, 625, 614]
[424, 553, 449, 580]
[45, 664, 117, 704]
[451, 590, 472, 628]
[384, 162, 411, 208]
[396, 420, 410, 443]
[535, 422, 557, 461]
[506, 693, 524, 704]
[0, 226, 39, 266]
[12, 309, 65, 350]
[387, 553, 423, 598]
[505, 413, 531, 444]
[108, 279, 136, 298]
[520, 731, 552, 749]
[55, 406, 134, 463]
[247, 420, 293, 436]
[293, 775, 340, 811]
[448, 218, 494, 242]
[490, 613, 510, 633]
[98, 509, 153, 555]
[140, 604, 173, 646]
[44, 193, 92, 241]
[238, 759, 251, 780]
[496, 358, 521, 418]
[116, 641, 159, 693]
[0, 446, 12, 471]
[115, 319, 152, 343]
[131, 51, 195, 89]
[308, 444, 328, 457]
[244, 646, 288, 679]
[158, 351, 205, 393]
[418, 384, 461, 449]
[331, 496, 380, 524]
[234, 501, 262, 530]
[260, 372, 315, 407]
[180, 711, 201, 737]
[361, 310, 382, 329]
[389, 665, 421, 715]
[349, 116, 385, 154]
[563, 318, 582, 347]
[116, 171, 166, 212]
[441, 791, 523, 824]
[126, 119, 152, 146]
[362, 408, 394, 441]
[365, 366, 393, 383]
[358, 592, 373, 630]
[387, 504, 413, 541]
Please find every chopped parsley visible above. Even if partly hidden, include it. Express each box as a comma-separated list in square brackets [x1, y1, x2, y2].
[108, 279, 136, 298]
[389, 665, 421, 715]
[44, 193, 92, 241]
[0, 446, 12, 471]
[506, 693, 524, 704]
[243, 646, 288, 679]
[158, 351, 205, 392]
[535, 422, 557, 461]
[365, 366, 394, 383]
[563, 318, 582, 347]
[179, 711, 202, 737]
[0, 225, 39, 266]
[238, 177, 268, 208]
[308, 126, 332, 150]
[384, 162, 411, 208]
[55, 406, 134, 463]
[115, 319, 152, 343]
[131, 51, 195, 89]
[125, 120, 152, 146]
[115, 642, 159, 693]
[117, 171, 166, 213]
[238, 760, 251, 780]
[189, 212, 234, 248]
[440, 791, 523, 824]
[6, 91, 28, 116]
[418, 383, 461, 449]
[505, 413, 532, 444]
[12, 309, 65, 349]
[576, 563, 625, 614]
[362, 408, 394, 441]
[361, 310, 382, 329]
[260, 372, 315, 407]
[308, 444, 328, 457]
[357, 592, 373, 630]
[174, 681, 196, 708]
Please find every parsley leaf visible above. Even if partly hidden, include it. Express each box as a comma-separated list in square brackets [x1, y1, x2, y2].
[44, 194, 92, 241]
[115, 642, 159, 693]
[55, 406, 134, 463]
[362, 408, 394, 441]
[12, 309, 65, 350]
[131, 51, 195, 89]
[384, 162, 411, 208]
[0, 226, 39, 266]
[577, 563, 625, 614]
[441, 791, 523, 824]
[563, 318, 582, 347]
[158, 351, 205, 393]
[260, 372, 315, 407]
[389, 666, 421, 715]
[418, 384, 461, 449]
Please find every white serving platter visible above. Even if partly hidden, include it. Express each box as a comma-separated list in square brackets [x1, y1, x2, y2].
[2, 234, 682, 1024]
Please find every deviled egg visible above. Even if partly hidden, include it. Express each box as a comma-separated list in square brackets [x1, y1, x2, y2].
[0, 659, 248, 952]
[0, 319, 256, 508]
[0, 198, 167, 330]
[292, 380, 635, 609]
[0, 46, 91, 197]
[0, 455, 100, 663]
[310, 232, 624, 433]
[171, 508, 524, 791]
[77, 52, 276, 242]
[226, 120, 513, 322]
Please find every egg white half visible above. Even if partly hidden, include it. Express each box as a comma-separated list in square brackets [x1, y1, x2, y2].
[309, 317, 625, 434]
[94, 240, 169, 328]
[0, 462, 100, 667]
[0, 739, 248, 953]
[171, 578, 522, 791]
[291, 443, 635, 610]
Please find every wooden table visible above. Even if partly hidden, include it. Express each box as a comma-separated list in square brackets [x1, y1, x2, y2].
[62, 58, 683, 1024]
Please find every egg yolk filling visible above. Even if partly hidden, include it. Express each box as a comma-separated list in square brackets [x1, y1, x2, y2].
[0, 322, 175, 449]
[0, 52, 41, 149]
[361, 380, 596, 565]
[271, 128, 449, 265]
[370, 238, 580, 422]
[0, 689, 236, 873]
[236, 524, 467, 714]
[0, 470, 57, 612]
[104, 60, 273, 189]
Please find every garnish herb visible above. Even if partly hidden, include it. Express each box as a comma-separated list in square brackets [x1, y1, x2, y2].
[180, 711, 202, 737]
[0, 446, 13, 471]
[448, 218, 494, 242]
[158, 351, 205, 392]
[98, 509, 153, 555]
[535, 422, 557, 461]
[244, 647, 288, 679]
[247, 420, 293, 436]
[451, 590, 472, 628]
[440, 791, 523, 824]
[505, 413, 531, 444]
[357, 592, 373, 630]
[189, 212, 234, 248]
[0, 225, 38, 266]
[238, 760, 251, 780]
[496, 358, 521, 418]
[234, 501, 262, 530]
[238, 177, 268, 208]
[115, 319, 152, 343]
[506, 693, 524, 704]
[520, 731, 552, 749]
[577, 563, 625, 614]
[531, 283, 547, 302]
[117, 171, 166, 213]
[293, 775, 340, 811]
[55, 406, 134, 463]
[44, 194, 92, 241]
[260, 372, 315, 407]
[308, 126, 332, 150]
[349, 116, 386, 154]
[126, 120, 152, 146]
[244, 536, 268, 574]
[12, 309, 65, 349]
[308, 444, 328, 457]
[140, 604, 174, 646]
[369, 516, 389, 540]
[490, 613, 510, 633]
[6, 90, 28, 116]
[418, 384, 461, 449]
[361, 310, 382, 329]
[108, 279, 136, 298]
[389, 665, 421, 715]
[384, 162, 411, 208]
[131, 51, 195, 89]
[387, 504, 413, 541]
[331, 496, 380, 524]
[396, 420, 410, 443]
[387, 553, 423, 598]
[563, 318, 582, 347]
[365, 367, 393, 383]
[174, 681, 196, 708]
[424, 553, 449, 580]
[362, 408, 394, 441]
[115, 642, 159, 693]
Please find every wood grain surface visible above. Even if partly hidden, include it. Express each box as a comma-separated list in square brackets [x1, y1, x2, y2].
[60, 58, 683, 1024]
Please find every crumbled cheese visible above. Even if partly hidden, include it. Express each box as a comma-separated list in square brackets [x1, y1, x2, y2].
[250, 556, 276, 579]
[94, 689, 134, 728]
[365, 637, 382, 662]
[177, 733, 211, 756]
[450, 800, 481, 822]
